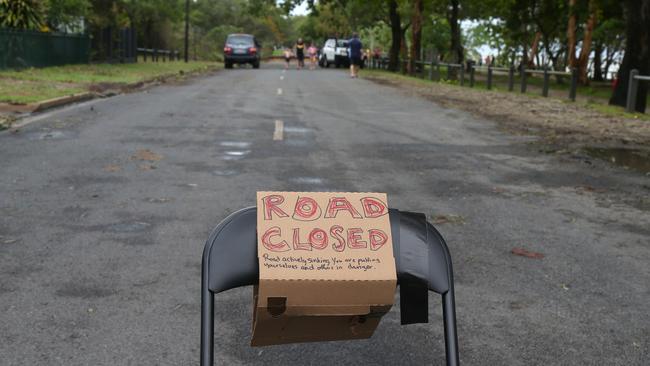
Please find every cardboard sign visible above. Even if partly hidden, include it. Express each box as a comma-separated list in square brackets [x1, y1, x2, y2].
[252, 192, 397, 346]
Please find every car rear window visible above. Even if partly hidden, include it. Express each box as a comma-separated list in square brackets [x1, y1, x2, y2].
[227, 35, 254, 46]
[337, 40, 348, 47]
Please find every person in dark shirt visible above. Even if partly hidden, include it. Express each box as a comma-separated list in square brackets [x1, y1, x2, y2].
[295, 38, 305, 69]
[348, 32, 363, 78]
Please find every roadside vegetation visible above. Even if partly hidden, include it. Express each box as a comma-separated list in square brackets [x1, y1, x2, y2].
[1, 0, 648, 119]
[0, 61, 216, 104]
[361, 69, 650, 149]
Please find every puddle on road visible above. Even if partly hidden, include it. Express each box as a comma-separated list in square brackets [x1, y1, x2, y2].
[224, 150, 251, 156]
[220, 141, 251, 148]
[26, 131, 67, 140]
[213, 169, 239, 176]
[290, 177, 325, 185]
[583, 147, 650, 174]
[109, 221, 151, 233]
[283, 126, 313, 134]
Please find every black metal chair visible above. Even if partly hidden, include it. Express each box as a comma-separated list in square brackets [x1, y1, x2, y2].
[201, 207, 459, 366]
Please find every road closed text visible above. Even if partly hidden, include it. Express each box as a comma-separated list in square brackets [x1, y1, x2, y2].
[259, 194, 390, 252]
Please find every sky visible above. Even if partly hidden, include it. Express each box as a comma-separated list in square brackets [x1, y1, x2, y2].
[290, 2, 310, 16]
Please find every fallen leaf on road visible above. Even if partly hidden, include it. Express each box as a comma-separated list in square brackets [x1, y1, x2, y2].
[138, 164, 156, 171]
[146, 197, 173, 203]
[431, 214, 466, 225]
[511, 247, 544, 259]
[103, 164, 121, 172]
[131, 149, 162, 161]
[2, 238, 18, 244]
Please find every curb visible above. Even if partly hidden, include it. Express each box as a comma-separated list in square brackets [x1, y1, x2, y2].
[1, 64, 221, 122]
[0, 92, 95, 115]
[32, 92, 96, 113]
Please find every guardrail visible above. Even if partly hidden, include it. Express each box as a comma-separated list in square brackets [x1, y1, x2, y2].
[626, 69, 650, 113]
[137, 48, 181, 62]
[370, 57, 579, 102]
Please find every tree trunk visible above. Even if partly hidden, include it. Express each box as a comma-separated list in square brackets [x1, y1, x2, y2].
[521, 39, 529, 69]
[400, 25, 409, 73]
[593, 41, 603, 81]
[447, 0, 463, 64]
[528, 31, 541, 68]
[577, 1, 597, 85]
[567, 0, 578, 68]
[409, 0, 423, 75]
[603, 46, 616, 80]
[610, 0, 650, 113]
[388, 0, 401, 72]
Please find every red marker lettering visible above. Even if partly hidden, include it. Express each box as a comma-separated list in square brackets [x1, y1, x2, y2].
[368, 229, 388, 251]
[309, 228, 328, 250]
[361, 197, 388, 218]
[292, 196, 321, 221]
[324, 197, 362, 219]
[292, 228, 312, 250]
[261, 226, 289, 252]
[330, 225, 346, 252]
[262, 194, 289, 220]
[347, 228, 367, 249]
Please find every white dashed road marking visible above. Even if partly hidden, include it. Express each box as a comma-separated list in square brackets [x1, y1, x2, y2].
[273, 120, 284, 141]
[277, 88, 283, 95]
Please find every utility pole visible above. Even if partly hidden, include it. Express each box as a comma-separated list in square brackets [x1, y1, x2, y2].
[184, 0, 190, 62]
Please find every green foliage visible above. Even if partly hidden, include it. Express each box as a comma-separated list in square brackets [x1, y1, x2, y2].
[424, 14, 451, 58]
[44, 0, 91, 32]
[0, 61, 215, 103]
[0, 0, 44, 29]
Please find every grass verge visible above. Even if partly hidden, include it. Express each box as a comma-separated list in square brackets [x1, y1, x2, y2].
[0, 61, 218, 104]
[361, 68, 650, 146]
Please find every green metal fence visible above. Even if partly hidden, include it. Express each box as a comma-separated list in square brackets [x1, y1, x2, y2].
[0, 28, 91, 69]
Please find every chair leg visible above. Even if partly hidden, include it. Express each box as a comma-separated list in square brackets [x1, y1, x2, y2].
[442, 289, 459, 366]
[201, 285, 214, 365]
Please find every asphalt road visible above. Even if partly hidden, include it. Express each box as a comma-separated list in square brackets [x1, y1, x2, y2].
[1, 62, 649, 365]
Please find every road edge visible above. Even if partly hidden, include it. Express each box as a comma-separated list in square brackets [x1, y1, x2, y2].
[0, 65, 221, 132]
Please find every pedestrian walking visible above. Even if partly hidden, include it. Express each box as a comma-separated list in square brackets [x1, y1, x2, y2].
[283, 47, 292, 69]
[295, 38, 305, 70]
[308, 43, 318, 70]
[348, 32, 362, 78]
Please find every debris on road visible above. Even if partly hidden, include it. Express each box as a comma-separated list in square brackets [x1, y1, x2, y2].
[131, 149, 163, 162]
[145, 197, 173, 203]
[511, 247, 545, 259]
[0, 115, 16, 130]
[431, 214, 466, 225]
[1, 237, 19, 244]
[103, 164, 121, 172]
[138, 164, 156, 171]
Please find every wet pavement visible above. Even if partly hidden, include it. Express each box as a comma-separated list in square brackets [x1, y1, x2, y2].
[1, 63, 649, 365]
[583, 147, 650, 174]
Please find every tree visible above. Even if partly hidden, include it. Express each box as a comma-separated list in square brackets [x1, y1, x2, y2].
[0, 0, 44, 29]
[591, 0, 624, 80]
[388, 0, 401, 71]
[609, 0, 650, 113]
[408, 0, 423, 73]
[447, 0, 463, 64]
[575, 0, 597, 84]
[45, 0, 91, 32]
[566, 0, 578, 69]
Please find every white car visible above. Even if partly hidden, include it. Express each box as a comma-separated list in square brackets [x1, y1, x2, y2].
[319, 38, 349, 68]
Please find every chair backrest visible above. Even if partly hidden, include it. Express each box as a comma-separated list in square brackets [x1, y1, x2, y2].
[201, 207, 459, 366]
